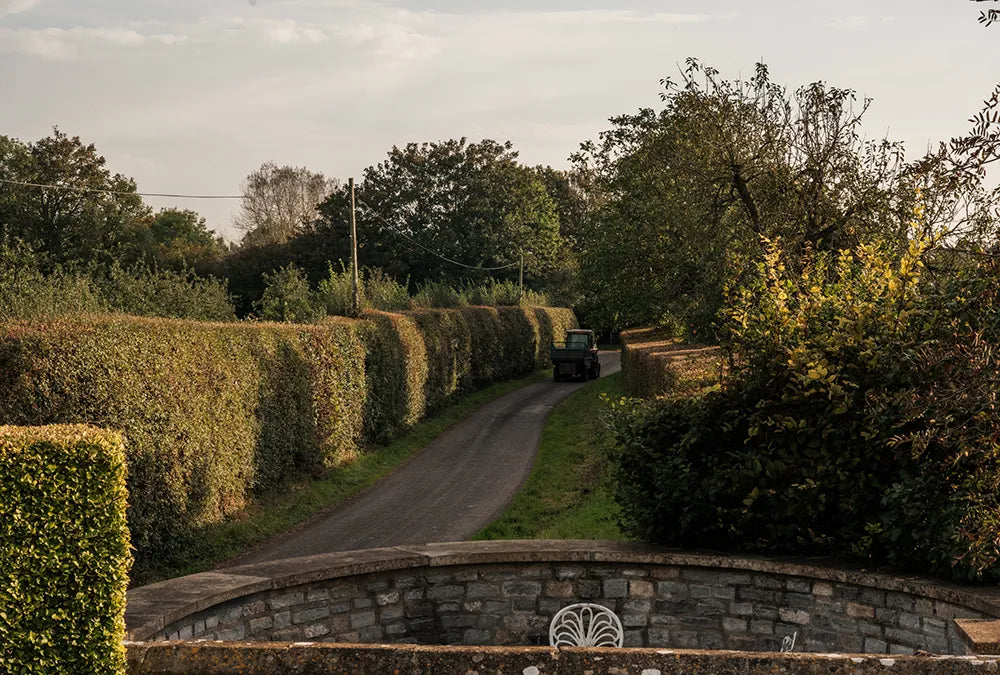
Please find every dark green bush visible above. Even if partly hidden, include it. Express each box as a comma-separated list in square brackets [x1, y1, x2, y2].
[256, 265, 325, 322]
[0, 425, 130, 674]
[613, 235, 1000, 580]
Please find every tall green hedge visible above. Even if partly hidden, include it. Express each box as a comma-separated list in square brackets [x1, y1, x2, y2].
[0, 306, 575, 581]
[0, 425, 130, 674]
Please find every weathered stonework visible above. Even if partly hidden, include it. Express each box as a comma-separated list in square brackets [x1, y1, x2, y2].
[128, 541, 1000, 658]
[125, 642, 1000, 675]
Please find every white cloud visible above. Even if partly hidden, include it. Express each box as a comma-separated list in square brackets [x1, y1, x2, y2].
[0, 0, 40, 18]
[0, 25, 185, 60]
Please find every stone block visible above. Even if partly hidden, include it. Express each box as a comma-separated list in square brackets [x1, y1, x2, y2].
[477, 614, 501, 629]
[603, 579, 628, 598]
[465, 582, 501, 599]
[753, 576, 785, 590]
[248, 617, 272, 634]
[268, 591, 304, 609]
[463, 628, 492, 645]
[689, 584, 712, 599]
[898, 612, 921, 631]
[214, 626, 245, 640]
[379, 604, 404, 622]
[786, 579, 812, 593]
[358, 625, 383, 642]
[886, 592, 915, 611]
[350, 610, 376, 629]
[630, 580, 655, 597]
[428, 584, 465, 601]
[441, 614, 478, 629]
[306, 587, 329, 602]
[292, 607, 330, 625]
[502, 581, 542, 597]
[438, 602, 461, 613]
[722, 617, 748, 633]
[698, 631, 725, 649]
[352, 597, 372, 609]
[546, 581, 575, 598]
[648, 626, 671, 645]
[384, 622, 408, 637]
[655, 581, 689, 600]
[554, 566, 585, 580]
[623, 629, 644, 647]
[577, 580, 601, 599]
[652, 567, 681, 580]
[376, 590, 400, 606]
[883, 626, 926, 649]
[513, 597, 536, 611]
[403, 588, 425, 602]
[712, 586, 736, 601]
[846, 602, 876, 619]
[860, 588, 886, 607]
[328, 614, 350, 633]
[811, 582, 834, 597]
[673, 630, 699, 648]
[392, 575, 420, 589]
[750, 619, 774, 635]
[302, 623, 330, 640]
[650, 613, 680, 627]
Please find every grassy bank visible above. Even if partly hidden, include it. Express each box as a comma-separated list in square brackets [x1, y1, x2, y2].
[139, 370, 547, 585]
[476, 372, 626, 541]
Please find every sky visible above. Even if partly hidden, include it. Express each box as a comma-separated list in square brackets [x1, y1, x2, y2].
[0, 0, 997, 241]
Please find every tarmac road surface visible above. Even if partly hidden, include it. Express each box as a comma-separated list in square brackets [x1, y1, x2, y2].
[230, 350, 621, 565]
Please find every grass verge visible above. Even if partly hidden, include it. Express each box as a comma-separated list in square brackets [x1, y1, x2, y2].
[475, 372, 627, 541]
[136, 371, 548, 585]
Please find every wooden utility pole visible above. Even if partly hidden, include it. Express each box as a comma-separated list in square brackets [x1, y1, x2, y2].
[349, 177, 360, 314]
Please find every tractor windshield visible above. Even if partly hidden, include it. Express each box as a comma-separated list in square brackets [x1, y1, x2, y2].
[566, 333, 590, 349]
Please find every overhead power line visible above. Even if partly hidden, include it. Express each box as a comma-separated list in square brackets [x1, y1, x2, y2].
[0, 178, 244, 200]
[356, 197, 519, 272]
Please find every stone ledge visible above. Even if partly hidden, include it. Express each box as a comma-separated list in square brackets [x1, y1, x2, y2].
[127, 540, 1000, 641]
[956, 619, 1000, 654]
[124, 641, 1000, 674]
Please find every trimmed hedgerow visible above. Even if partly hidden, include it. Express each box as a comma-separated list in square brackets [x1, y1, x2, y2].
[620, 327, 723, 398]
[360, 310, 429, 444]
[0, 306, 575, 582]
[0, 425, 131, 674]
[0, 315, 366, 581]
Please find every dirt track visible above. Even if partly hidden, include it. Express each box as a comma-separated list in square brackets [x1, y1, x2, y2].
[230, 351, 621, 564]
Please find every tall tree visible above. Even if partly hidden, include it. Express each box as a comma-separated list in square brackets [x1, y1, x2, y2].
[234, 162, 336, 247]
[0, 129, 151, 267]
[146, 208, 228, 271]
[573, 60, 914, 333]
[315, 138, 564, 289]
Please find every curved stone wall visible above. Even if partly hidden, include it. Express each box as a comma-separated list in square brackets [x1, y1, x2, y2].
[126, 541, 1000, 656]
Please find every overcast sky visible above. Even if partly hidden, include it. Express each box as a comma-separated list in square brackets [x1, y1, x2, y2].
[0, 0, 996, 240]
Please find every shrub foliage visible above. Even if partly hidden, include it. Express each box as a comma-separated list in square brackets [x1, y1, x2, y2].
[0, 306, 575, 581]
[0, 425, 130, 674]
[613, 232, 1000, 581]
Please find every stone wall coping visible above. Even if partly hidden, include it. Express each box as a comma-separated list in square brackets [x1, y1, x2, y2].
[126, 539, 1000, 642]
[125, 641, 1000, 674]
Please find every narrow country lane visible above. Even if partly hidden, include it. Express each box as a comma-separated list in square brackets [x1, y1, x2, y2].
[230, 350, 621, 564]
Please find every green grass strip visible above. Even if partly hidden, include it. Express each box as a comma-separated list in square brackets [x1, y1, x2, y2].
[136, 371, 548, 585]
[476, 372, 628, 541]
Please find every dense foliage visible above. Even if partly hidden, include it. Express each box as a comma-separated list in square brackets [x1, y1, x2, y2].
[614, 228, 1000, 580]
[0, 307, 574, 581]
[0, 425, 130, 674]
